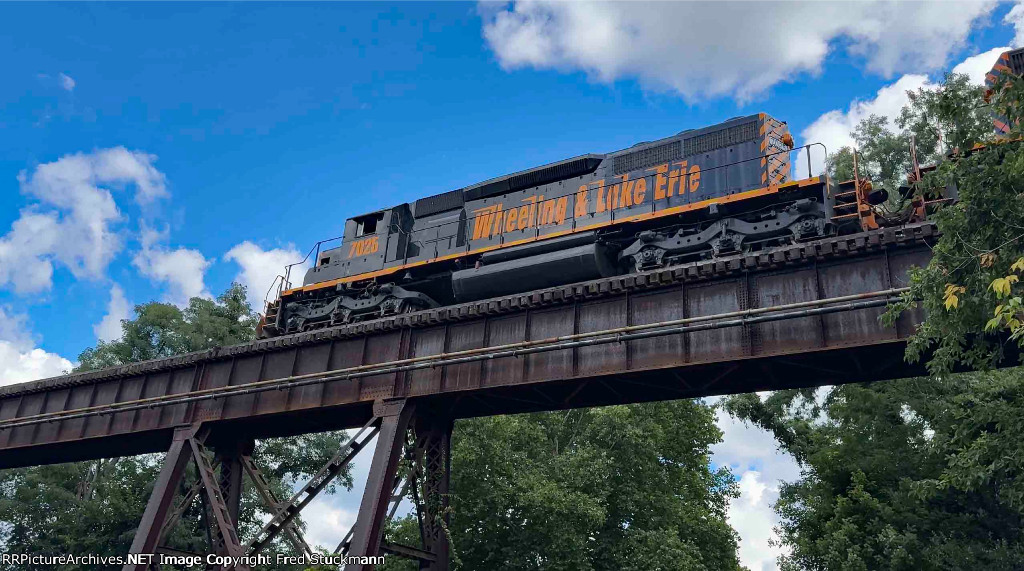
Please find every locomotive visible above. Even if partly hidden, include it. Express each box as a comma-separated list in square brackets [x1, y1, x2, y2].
[259, 113, 904, 338]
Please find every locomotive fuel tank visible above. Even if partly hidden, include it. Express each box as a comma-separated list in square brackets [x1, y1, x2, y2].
[451, 233, 616, 301]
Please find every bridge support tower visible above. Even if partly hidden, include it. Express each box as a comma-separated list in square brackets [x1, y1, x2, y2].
[124, 398, 452, 571]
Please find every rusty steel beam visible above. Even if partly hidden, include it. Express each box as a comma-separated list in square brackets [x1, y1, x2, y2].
[347, 400, 415, 570]
[0, 290, 905, 433]
[0, 228, 937, 468]
[157, 479, 202, 548]
[123, 427, 195, 567]
[215, 442, 249, 529]
[189, 437, 247, 562]
[240, 454, 313, 556]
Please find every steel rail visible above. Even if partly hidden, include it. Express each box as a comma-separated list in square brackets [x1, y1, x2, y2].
[0, 289, 909, 432]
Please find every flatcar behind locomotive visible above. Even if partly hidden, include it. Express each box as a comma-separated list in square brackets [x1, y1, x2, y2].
[260, 113, 896, 337]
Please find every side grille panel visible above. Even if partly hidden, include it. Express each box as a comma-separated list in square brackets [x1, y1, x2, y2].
[613, 141, 682, 174]
[684, 122, 758, 156]
[415, 189, 465, 217]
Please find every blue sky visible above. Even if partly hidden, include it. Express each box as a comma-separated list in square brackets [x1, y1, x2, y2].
[2, 2, 1022, 568]
[1, 2, 1018, 361]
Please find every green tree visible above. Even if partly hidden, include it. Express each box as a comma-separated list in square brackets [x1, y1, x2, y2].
[825, 73, 987, 197]
[897, 72, 990, 162]
[723, 373, 1024, 571]
[723, 64, 1024, 571]
[881, 68, 1024, 373]
[825, 146, 856, 182]
[883, 139, 1024, 373]
[851, 115, 912, 192]
[383, 401, 744, 571]
[77, 284, 259, 370]
[0, 284, 350, 569]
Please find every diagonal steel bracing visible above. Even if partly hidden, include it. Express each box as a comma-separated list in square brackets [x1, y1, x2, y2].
[127, 402, 454, 571]
[124, 427, 196, 568]
[124, 425, 249, 571]
[245, 416, 381, 556]
[189, 437, 247, 562]
[157, 479, 202, 547]
[346, 400, 415, 569]
[334, 473, 409, 556]
[341, 400, 453, 571]
[239, 454, 313, 556]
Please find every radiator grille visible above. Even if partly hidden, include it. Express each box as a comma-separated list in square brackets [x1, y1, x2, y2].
[683, 121, 759, 156]
[415, 189, 464, 217]
[1011, 50, 1024, 75]
[463, 156, 603, 201]
[507, 157, 598, 190]
[613, 141, 682, 174]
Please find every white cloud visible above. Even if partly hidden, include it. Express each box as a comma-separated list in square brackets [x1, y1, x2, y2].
[729, 470, 786, 571]
[0, 307, 73, 387]
[1005, 1, 1024, 48]
[133, 223, 211, 306]
[711, 405, 802, 571]
[0, 148, 169, 294]
[0, 344, 72, 387]
[795, 45, 1011, 178]
[132, 245, 210, 307]
[481, 1, 996, 102]
[93, 284, 132, 342]
[300, 499, 357, 551]
[0, 307, 35, 351]
[133, 242, 211, 308]
[796, 74, 931, 177]
[952, 46, 1012, 85]
[224, 241, 302, 311]
[58, 72, 75, 92]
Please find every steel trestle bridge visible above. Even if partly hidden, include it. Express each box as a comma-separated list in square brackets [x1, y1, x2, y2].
[0, 223, 938, 570]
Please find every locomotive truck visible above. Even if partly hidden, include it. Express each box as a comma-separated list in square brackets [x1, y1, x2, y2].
[259, 113, 919, 338]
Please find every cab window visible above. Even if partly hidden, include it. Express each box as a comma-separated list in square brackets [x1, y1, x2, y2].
[354, 213, 383, 236]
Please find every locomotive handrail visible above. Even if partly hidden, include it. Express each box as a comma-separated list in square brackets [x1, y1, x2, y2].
[278, 234, 345, 293]
[263, 274, 288, 311]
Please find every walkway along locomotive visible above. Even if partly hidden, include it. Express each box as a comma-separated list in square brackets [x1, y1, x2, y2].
[259, 113, 918, 337]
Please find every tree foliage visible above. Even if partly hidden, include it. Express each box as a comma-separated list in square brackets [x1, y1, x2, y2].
[882, 70, 1024, 373]
[76, 284, 259, 370]
[726, 64, 1024, 571]
[723, 373, 1024, 571]
[852, 114, 912, 191]
[383, 401, 744, 571]
[825, 146, 856, 182]
[823, 73, 987, 194]
[0, 284, 349, 569]
[896, 73, 991, 162]
[881, 139, 1024, 372]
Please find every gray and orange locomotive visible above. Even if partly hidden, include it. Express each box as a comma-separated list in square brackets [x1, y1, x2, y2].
[260, 113, 903, 337]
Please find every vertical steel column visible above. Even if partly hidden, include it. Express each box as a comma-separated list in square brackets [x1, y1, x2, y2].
[123, 425, 196, 571]
[345, 399, 414, 570]
[414, 415, 453, 571]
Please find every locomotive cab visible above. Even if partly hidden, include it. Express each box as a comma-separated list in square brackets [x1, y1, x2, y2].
[302, 208, 404, 287]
